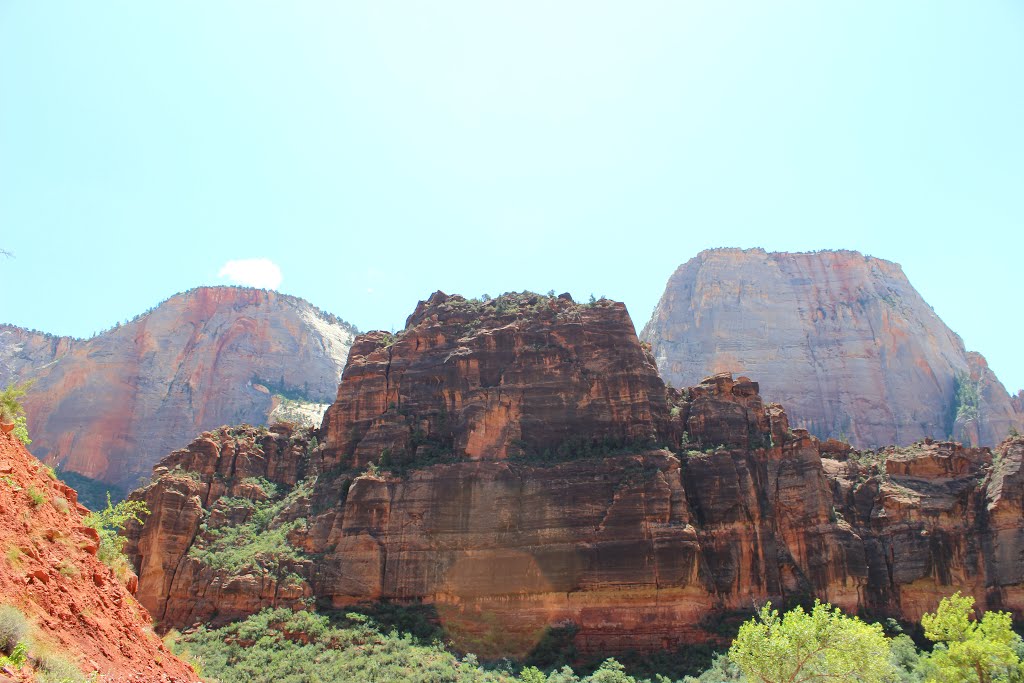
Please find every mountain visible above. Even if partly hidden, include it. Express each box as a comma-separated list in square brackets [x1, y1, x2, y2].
[123, 291, 1024, 659]
[0, 431, 198, 681]
[0, 286, 356, 494]
[640, 248, 1023, 448]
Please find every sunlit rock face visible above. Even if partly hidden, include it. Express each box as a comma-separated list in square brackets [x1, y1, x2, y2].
[641, 248, 1023, 448]
[0, 286, 355, 490]
[124, 292, 1024, 658]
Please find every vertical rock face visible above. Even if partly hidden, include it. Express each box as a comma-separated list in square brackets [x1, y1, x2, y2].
[0, 432, 199, 682]
[125, 293, 1024, 658]
[641, 248, 1023, 448]
[0, 286, 355, 490]
[322, 291, 669, 468]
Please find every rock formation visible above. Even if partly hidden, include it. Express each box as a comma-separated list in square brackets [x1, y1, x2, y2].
[123, 292, 1024, 658]
[0, 431, 198, 682]
[640, 248, 1024, 448]
[0, 286, 355, 492]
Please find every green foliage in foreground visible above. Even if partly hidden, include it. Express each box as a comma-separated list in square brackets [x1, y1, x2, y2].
[729, 600, 895, 683]
[171, 595, 1024, 683]
[174, 609, 667, 683]
[0, 380, 33, 446]
[83, 493, 149, 581]
[917, 592, 1024, 683]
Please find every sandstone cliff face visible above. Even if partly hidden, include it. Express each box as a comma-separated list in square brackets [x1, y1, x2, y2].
[322, 291, 668, 469]
[640, 248, 1024, 448]
[125, 293, 1024, 658]
[128, 380, 868, 656]
[0, 287, 355, 490]
[0, 431, 198, 682]
[121, 296, 1024, 659]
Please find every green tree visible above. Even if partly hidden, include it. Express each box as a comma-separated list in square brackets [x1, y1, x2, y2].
[918, 592, 1024, 683]
[728, 600, 896, 683]
[83, 494, 149, 581]
[0, 381, 33, 447]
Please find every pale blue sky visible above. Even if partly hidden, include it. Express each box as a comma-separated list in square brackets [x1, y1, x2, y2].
[1, 2, 1022, 390]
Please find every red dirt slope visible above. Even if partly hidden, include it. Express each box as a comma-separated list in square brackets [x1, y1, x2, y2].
[0, 432, 197, 682]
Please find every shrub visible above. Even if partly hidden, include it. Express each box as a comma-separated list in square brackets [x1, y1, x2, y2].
[51, 496, 69, 514]
[5, 545, 22, 568]
[188, 491, 307, 575]
[0, 640, 27, 668]
[83, 494, 149, 582]
[27, 487, 45, 506]
[34, 647, 86, 683]
[0, 381, 33, 446]
[0, 604, 29, 653]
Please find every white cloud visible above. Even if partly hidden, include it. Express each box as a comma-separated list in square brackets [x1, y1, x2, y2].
[217, 258, 283, 290]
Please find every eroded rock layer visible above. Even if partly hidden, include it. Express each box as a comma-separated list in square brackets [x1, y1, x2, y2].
[124, 292, 1024, 658]
[641, 248, 1024, 448]
[0, 286, 355, 490]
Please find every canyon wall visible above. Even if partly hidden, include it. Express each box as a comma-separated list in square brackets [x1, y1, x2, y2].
[124, 292, 1024, 657]
[641, 248, 1023, 448]
[0, 286, 355, 491]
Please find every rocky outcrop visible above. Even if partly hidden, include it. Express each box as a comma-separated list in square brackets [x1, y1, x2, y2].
[641, 248, 1024, 448]
[124, 292, 1024, 658]
[0, 431, 198, 682]
[0, 286, 355, 491]
[321, 291, 668, 468]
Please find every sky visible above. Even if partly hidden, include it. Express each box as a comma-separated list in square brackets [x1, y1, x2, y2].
[0, 2, 1022, 390]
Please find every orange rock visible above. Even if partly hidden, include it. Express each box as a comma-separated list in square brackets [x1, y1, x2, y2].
[642, 248, 1024, 449]
[0, 432, 197, 681]
[0, 286, 356, 492]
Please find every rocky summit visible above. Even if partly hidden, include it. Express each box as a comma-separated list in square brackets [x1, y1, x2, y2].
[124, 291, 1024, 659]
[0, 286, 355, 492]
[641, 248, 1024, 448]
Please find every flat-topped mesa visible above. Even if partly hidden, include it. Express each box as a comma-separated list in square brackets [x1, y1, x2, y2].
[321, 291, 670, 468]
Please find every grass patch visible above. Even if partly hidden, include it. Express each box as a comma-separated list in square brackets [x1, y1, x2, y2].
[26, 487, 45, 506]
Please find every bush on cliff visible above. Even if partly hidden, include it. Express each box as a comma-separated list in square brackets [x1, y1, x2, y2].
[83, 493, 149, 582]
[0, 380, 33, 446]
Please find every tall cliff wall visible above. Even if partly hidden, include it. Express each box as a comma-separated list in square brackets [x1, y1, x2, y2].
[641, 248, 1023, 448]
[0, 286, 355, 490]
[123, 292, 1024, 658]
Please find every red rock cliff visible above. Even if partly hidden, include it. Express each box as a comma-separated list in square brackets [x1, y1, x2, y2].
[640, 248, 1024, 448]
[321, 291, 669, 468]
[0, 286, 355, 491]
[124, 292, 1024, 659]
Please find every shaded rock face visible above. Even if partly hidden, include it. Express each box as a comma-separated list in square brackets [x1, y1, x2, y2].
[0, 432, 198, 682]
[0, 286, 355, 490]
[824, 437, 1024, 622]
[322, 291, 669, 468]
[123, 293, 1024, 657]
[641, 248, 1024, 448]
